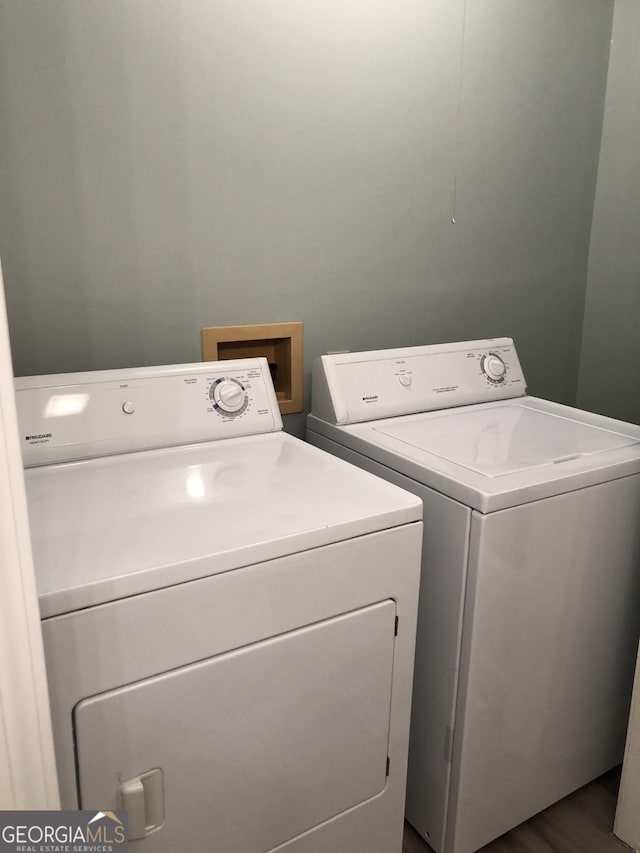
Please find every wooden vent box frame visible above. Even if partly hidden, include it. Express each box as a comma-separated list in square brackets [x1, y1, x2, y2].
[201, 322, 303, 415]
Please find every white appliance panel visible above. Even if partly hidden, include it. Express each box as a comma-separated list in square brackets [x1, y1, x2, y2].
[448, 475, 640, 853]
[305, 430, 472, 853]
[312, 338, 525, 425]
[43, 525, 423, 851]
[309, 395, 640, 512]
[27, 432, 420, 618]
[375, 403, 639, 477]
[15, 358, 281, 465]
[75, 602, 396, 853]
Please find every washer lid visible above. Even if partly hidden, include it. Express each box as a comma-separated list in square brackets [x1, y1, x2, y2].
[374, 404, 640, 478]
[307, 397, 640, 513]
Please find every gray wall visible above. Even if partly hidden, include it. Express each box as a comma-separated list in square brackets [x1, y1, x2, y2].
[577, 0, 640, 425]
[0, 1, 613, 434]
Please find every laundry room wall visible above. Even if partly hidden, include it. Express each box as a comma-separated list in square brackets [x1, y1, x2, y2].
[0, 0, 612, 435]
[577, 0, 640, 426]
[579, 2, 640, 845]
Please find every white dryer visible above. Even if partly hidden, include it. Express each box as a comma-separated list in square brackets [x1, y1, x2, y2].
[307, 338, 640, 853]
[15, 357, 423, 853]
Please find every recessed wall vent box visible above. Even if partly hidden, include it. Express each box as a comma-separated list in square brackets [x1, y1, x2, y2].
[201, 322, 303, 415]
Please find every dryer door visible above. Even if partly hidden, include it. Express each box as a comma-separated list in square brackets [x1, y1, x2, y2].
[73, 600, 396, 852]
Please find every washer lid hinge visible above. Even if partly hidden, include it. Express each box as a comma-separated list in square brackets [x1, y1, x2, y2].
[394, 616, 399, 636]
[386, 756, 391, 777]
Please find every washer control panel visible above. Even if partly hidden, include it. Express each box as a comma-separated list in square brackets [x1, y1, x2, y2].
[480, 353, 507, 383]
[15, 358, 282, 466]
[312, 338, 527, 425]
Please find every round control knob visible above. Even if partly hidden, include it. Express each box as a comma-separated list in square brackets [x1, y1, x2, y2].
[122, 401, 135, 415]
[482, 354, 507, 381]
[213, 379, 246, 413]
[399, 374, 412, 387]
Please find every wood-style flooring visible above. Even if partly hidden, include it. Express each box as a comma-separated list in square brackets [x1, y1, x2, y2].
[403, 769, 630, 853]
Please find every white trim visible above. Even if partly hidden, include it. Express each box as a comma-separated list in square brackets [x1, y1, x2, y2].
[0, 259, 59, 808]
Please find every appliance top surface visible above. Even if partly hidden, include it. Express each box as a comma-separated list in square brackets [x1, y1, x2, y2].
[308, 397, 640, 512]
[374, 401, 639, 478]
[27, 432, 421, 618]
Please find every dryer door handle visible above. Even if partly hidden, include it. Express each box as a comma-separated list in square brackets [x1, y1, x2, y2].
[118, 768, 164, 840]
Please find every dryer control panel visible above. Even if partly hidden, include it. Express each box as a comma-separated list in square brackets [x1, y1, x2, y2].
[15, 358, 282, 466]
[312, 338, 526, 424]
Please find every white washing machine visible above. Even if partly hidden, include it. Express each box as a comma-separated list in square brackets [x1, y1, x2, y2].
[307, 338, 640, 853]
[15, 357, 423, 853]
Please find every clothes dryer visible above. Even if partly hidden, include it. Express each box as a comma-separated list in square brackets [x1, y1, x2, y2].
[16, 357, 422, 853]
[307, 338, 640, 853]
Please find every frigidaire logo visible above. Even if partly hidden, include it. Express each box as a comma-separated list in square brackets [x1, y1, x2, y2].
[0, 811, 128, 852]
[25, 434, 52, 441]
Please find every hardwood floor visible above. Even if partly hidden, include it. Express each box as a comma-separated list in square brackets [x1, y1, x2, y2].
[403, 769, 629, 853]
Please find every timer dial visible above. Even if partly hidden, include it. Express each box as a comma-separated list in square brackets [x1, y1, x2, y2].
[210, 378, 248, 415]
[481, 353, 507, 383]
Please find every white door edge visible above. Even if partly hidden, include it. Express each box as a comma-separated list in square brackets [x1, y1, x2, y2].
[0, 259, 59, 809]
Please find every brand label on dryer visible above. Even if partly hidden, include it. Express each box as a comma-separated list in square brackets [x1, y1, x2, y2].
[25, 433, 53, 444]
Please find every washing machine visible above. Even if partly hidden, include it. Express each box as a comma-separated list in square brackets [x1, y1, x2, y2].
[307, 338, 640, 853]
[15, 357, 423, 853]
